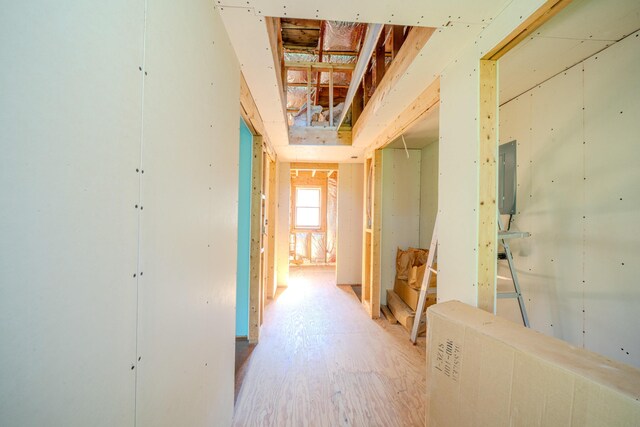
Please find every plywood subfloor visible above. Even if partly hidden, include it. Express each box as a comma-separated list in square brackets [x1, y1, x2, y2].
[233, 266, 427, 426]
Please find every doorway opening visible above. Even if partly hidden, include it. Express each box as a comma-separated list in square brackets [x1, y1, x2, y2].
[289, 164, 338, 267]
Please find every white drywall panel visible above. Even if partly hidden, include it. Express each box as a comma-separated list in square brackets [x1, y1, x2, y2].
[419, 142, 439, 248]
[437, 44, 480, 307]
[499, 0, 640, 104]
[218, 0, 510, 27]
[276, 162, 291, 287]
[135, 3, 238, 426]
[354, 23, 486, 149]
[583, 32, 640, 367]
[380, 149, 421, 305]
[0, 2, 143, 426]
[497, 32, 640, 368]
[336, 163, 364, 285]
[500, 37, 611, 104]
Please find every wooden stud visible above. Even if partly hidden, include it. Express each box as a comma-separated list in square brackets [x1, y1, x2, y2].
[392, 25, 405, 60]
[483, 0, 572, 60]
[314, 21, 325, 106]
[266, 159, 277, 298]
[352, 85, 364, 125]
[374, 27, 386, 88]
[352, 27, 435, 144]
[329, 69, 334, 126]
[370, 149, 383, 319]
[306, 67, 312, 127]
[362, 157, 373, 312]
[249, 136, 264, 343]
[477, 60, 498, 314]
[363, 67, 372, 106]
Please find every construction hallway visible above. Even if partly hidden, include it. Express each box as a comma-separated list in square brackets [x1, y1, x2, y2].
[233, 267, 426, 426]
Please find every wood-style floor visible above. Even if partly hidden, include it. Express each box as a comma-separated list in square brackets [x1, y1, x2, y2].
[233, 266, 427, 427]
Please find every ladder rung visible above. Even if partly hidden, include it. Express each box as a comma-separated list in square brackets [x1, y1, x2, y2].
[497, 292, 519, 299]
[498, 230, 530, 240]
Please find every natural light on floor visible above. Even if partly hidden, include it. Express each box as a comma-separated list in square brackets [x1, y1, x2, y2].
[276, 274, 310, 306]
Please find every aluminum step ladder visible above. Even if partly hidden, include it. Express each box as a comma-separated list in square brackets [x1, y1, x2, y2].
[497, 215, 530, 327]
[410, 214, 531, 344]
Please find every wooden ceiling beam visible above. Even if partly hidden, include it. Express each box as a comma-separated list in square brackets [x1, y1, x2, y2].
[285, 61, 355, 71]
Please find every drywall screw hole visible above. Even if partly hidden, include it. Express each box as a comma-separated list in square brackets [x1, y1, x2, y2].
[140, 272, 143, 276]
[133, 273, 136, 278]
[136, 169, 139, 172]
[138, 66, 142, 71]
[131, 365, 135, 370]
[138, 357, 141, 361]
[135, 205, 138, 208]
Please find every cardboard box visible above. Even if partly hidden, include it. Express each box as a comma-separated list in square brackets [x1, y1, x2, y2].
[394, 278, 436, 312]
[426, 301, 640, 426]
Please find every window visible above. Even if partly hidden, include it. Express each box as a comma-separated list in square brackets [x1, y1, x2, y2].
[295, 187, 321, 229]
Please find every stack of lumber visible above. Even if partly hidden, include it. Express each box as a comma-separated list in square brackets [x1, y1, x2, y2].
[384, 247, 437, 333]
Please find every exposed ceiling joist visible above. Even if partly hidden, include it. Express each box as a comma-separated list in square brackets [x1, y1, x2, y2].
[285, 61, 355, 71]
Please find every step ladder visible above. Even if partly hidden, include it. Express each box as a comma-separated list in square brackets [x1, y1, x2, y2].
[497, 215, 530, 327]
[410, 215, 438, 343]
[410, 214, 531, 344]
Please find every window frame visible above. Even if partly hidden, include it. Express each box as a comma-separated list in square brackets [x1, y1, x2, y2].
[293, 185, 324, 230]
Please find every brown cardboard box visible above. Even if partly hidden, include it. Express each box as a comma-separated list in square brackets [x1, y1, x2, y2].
[426, 301, 640, 426]
[394, 278, 436, 312]
[408, 262, 437, 290]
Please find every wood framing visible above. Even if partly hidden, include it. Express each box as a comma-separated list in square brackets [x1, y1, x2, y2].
[288, 127, 352, 146]
[482, 0, 572, 60]
[371, 78, 440, 150]
[249, 136, 264, 343]
[352, 26, 435, 135]
[291, 162, 339, 171]
[477, 60, 498, 314]
[285, 61, 356, 71]
[266, 159, 277, 299]
[370, 149, 383, 318]
[240, 73, 276, 160]
[374, 27, 386, 87]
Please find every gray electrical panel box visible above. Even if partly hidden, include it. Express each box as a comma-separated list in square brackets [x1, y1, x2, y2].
[499, 140, 517, 215]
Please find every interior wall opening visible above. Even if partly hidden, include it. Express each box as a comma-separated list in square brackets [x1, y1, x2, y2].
[289, 164, 338, 267]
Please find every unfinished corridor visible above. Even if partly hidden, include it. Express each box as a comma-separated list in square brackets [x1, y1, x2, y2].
[233, 266, 426, 426]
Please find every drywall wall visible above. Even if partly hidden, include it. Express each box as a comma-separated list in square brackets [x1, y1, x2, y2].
[236, 120, 252, 337]
[380, 149, 421, 304]
[497, 31, 640, 368]
[276, 162, 291, 287]
[336, 163, 364, 285]
[135, 2, 238, 425]
[419, 142, 439, 248]
[437, 0, 548, 308]
[0, 2, 143, 425]
[0, 1, 239, 426]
